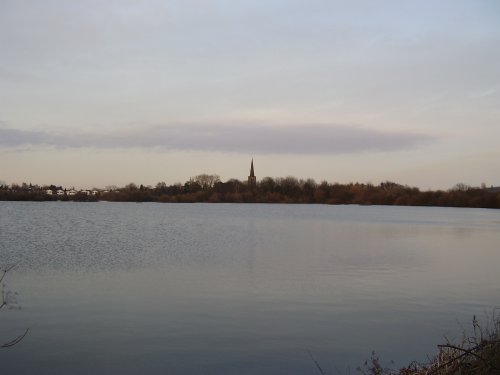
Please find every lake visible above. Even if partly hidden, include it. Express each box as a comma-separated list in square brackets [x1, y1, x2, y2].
[1, 202, 499, 374]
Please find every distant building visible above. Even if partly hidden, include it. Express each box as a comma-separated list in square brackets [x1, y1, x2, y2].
[248, 159, 256, 188]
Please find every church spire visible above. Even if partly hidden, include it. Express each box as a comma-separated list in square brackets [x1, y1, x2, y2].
[250, 159, 255, 177]
[248, 159, 256, 188]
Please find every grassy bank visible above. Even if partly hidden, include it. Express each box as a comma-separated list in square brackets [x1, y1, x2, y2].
[359, 315, 500, 375]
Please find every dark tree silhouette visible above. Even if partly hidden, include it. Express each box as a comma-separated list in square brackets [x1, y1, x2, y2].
[1, 178, 499, 208]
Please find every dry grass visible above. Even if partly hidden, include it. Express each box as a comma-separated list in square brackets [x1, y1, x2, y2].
[358, 314, 500, 375]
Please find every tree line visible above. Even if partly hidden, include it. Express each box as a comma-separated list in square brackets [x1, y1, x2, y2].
[1, 176, 499, 208]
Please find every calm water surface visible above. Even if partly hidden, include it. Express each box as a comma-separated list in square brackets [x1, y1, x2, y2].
[1, 202, 499, 374]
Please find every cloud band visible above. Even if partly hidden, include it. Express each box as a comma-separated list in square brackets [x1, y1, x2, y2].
[0, 123, 433, 154]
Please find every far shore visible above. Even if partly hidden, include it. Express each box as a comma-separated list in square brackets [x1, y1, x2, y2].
[1, 177, 499, 209]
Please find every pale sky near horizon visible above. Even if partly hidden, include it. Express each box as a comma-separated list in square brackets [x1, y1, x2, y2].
[1, 0, 499, 190]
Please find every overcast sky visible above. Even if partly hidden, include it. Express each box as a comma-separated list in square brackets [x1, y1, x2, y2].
[1, 0, 499, 189]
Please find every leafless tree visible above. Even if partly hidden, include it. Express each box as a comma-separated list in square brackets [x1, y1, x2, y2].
[1, 265, 29, 348]
[193, 174, 220, 190]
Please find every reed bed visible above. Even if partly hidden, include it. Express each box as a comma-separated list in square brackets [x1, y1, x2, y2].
[358, 314, 500, 375]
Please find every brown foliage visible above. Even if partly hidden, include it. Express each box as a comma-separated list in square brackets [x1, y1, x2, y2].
[1, 179, 499, 208]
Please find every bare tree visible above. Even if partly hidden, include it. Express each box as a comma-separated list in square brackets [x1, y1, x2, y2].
[1, 265, 29, 348]
[193, 174, 220, 189]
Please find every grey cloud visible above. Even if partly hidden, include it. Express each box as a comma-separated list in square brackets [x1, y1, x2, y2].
[0, 127, 62, 146]
[0, 124, 433, 154]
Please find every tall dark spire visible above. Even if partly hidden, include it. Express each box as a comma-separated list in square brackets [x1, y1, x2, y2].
[248, 159, 256, 188]
[250, 159, 255, 177]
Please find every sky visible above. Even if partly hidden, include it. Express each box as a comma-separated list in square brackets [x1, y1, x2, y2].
[1, 0, 499, 190]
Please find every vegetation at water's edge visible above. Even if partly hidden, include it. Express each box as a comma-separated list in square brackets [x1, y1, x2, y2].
[359, 315, 500, 375]
[1, 265, 29, 348]
[1, 176, 500, 208]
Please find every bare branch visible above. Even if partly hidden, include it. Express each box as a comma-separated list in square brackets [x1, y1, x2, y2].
[1, 264, 29, 347]
[1, 328, 29, 348]
[307, 350, 326, 375]
[0, 264, 16, 284]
